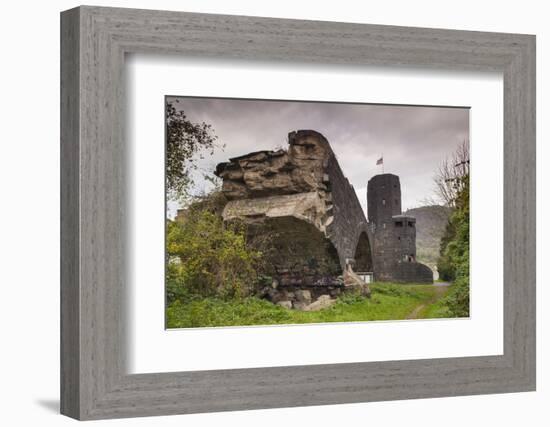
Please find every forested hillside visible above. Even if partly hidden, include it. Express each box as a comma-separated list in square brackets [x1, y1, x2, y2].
[405, 205, 451, 271]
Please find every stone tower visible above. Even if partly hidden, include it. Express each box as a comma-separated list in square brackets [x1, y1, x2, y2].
[367, 173, 432, 283]
[367, 174, 402, 225]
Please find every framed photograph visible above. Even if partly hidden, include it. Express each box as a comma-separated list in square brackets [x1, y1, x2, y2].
[60, 6, 535, 420]
[163, 97, 467, 329]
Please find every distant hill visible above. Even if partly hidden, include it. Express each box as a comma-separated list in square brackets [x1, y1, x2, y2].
[405, 205, 452, 273]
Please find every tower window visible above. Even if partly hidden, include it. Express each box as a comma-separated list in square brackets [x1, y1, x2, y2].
[408, 221, 414, 227]
[382, 199, 386, 206]
[395, 221, 403, 227]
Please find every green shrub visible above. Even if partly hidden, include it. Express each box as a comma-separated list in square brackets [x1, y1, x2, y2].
[437, 175, 470, 317]
[166, 263, 194, 304]
[167, 207, 262, 301]
[440, 276, 470, 317]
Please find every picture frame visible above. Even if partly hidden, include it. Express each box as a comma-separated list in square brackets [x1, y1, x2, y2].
[60, 5, 536, 420]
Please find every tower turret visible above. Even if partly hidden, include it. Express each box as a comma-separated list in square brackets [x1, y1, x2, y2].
[367, 173, 401, 225]
[367, 173, 433, 283]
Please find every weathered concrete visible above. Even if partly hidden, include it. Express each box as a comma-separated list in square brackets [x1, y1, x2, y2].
[343, 262, 372, 297]
[303, 295, 336, 311]
[223, 192, 328, 233]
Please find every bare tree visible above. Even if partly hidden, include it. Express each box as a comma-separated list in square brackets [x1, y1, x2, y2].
[434, 140, 470, 207]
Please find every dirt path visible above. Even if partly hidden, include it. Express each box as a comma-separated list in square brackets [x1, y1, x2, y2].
[406, 282, 450, 319]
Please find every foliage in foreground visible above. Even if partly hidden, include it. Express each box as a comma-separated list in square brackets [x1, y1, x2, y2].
[420, 282, 464, 318]
[166, 283, 450, 328]
[165, 100, 221, 202]
[437, 174, 470, 317]
[167, 206, 262, 302]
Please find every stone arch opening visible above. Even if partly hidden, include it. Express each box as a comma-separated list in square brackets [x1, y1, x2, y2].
[354, 231, 373, 272]
[247, 216, 343, 279]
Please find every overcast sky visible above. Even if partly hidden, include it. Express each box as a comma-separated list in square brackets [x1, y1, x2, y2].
[167, 96, 469, 217]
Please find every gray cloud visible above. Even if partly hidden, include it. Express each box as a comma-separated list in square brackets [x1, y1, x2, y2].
[167, 96, 469, 216]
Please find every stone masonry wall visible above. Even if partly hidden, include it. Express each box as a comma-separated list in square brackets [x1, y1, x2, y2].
[367, 174, 402, 225]
[324, 150, 374, 271]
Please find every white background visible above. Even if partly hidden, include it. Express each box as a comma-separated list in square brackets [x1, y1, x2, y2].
[128, 57, 503, 373]
[0, 0, 546, 426]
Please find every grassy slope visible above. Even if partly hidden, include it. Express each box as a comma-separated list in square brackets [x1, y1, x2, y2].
[166, 283, 455, 329]
[419, 283, 460, 319]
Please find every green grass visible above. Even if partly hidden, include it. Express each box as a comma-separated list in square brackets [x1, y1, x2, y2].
[420, 301, 452, 318]
[419, 283, 466, 319]
[166, 283, 456, 328]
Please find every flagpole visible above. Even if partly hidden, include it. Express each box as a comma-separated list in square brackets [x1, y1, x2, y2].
[376, 155, 384, 175]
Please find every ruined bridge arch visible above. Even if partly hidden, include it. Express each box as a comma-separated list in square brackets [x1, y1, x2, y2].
[351, 226, 374, 272]
[216, 129, 431, 284]
[322, 147, 374, 273]
[216, 130, 374, 283]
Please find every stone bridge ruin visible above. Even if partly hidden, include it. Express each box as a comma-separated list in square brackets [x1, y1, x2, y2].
[214, 130, 432, 306]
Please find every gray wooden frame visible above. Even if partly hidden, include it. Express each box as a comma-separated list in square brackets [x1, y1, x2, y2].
[60, 5, 536, 420]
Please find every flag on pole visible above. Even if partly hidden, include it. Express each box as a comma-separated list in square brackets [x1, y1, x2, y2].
[376, 157, 383, 165]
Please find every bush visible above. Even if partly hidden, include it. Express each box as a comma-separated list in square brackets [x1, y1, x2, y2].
[437, 175, 470, 317]
[167, 206, 263, 302]
[440, 276, 470, 317]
